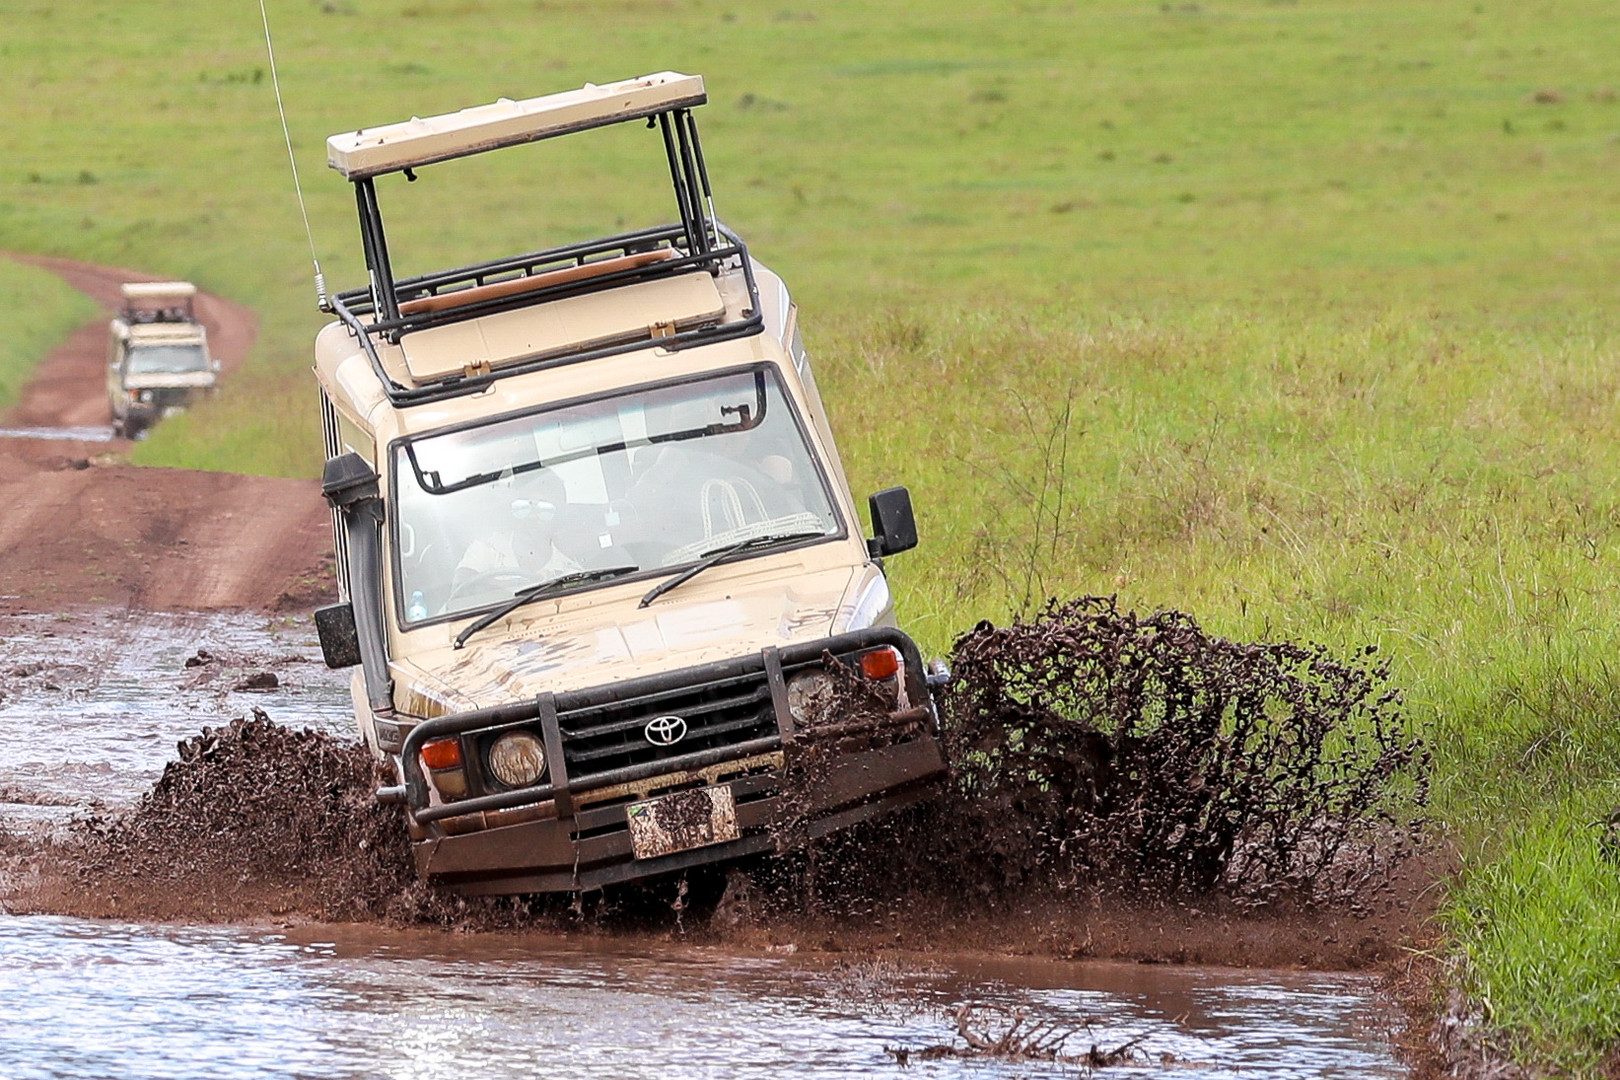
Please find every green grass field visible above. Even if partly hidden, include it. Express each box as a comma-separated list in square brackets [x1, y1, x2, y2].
[0, 260, 94, 413]
[3, 0, 1618, 1069]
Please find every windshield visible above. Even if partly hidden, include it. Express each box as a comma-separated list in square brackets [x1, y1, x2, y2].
[126, 344, 208, 375]
[392, 366, 842, 624]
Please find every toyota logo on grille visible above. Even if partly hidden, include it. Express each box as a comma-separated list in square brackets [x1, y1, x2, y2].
[644, 715, 689, 746]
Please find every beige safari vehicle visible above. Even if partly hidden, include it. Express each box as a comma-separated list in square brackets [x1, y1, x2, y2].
[312, 72, 947, 895]
[106, 281, 217, 438]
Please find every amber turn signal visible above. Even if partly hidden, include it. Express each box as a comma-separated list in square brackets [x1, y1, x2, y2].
[421, 737, 464, 770]
[859, 647, 900, 680]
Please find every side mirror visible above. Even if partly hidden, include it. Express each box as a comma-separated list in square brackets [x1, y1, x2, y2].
[315, 603, 362, 668]
[867, 486, 918, 558]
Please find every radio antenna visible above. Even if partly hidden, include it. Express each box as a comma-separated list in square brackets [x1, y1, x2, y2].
[258, 0, 329, 311]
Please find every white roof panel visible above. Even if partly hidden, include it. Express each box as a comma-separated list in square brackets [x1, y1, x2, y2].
[121, 281, 196, 301]
[327, 72, 706, 180]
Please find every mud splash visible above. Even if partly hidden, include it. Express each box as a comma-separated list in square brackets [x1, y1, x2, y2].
[933, 597, 1429, 905]
[883, 1002, 1148, 1067]
[6, 598, 1432, 965]
[17, 712, 418, 922]
[750, 598, 1430, 940]
[9, 711, 577, 931]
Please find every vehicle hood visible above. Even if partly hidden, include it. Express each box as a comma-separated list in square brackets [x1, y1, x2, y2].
[393, 560, 864, 716]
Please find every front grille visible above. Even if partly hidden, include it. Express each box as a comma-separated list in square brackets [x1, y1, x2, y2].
[151, 388, 194, 407]
[556, 670, 778, 783]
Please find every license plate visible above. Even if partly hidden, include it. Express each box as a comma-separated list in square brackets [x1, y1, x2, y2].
[626, 785, 739, 860]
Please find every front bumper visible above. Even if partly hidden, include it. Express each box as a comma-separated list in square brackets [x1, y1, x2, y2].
[389, 627, 949, 895]
[117, 387, 203, 428]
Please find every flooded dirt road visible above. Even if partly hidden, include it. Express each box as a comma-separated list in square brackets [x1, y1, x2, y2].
[0, 267, 1420, 1074]
[2, 914, 1400, 1080]
[0, 607, 349, 823]
[0, 608, 1410, 1078]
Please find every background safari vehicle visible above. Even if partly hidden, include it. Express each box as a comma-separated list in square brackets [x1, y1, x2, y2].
[312, 72, 948, 896]
[106, 281, 218, 439]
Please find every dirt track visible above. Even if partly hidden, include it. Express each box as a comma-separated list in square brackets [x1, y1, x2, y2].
[0, 255, 332, 612]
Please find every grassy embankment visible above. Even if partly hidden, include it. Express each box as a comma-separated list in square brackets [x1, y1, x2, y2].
[0, 260, 94, 412]
[2, 0, 1619, 1069]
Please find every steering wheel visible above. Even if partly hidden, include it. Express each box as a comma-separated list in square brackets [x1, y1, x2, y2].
[448, 569, 533, 605]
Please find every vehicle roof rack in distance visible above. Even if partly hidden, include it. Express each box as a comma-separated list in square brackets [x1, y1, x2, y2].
[120, 282, 197, 302]
[326, 72, 707, 180]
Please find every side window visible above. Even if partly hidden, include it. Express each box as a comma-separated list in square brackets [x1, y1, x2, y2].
[788, 319, 809, 379]
[337, 413, 375, 464]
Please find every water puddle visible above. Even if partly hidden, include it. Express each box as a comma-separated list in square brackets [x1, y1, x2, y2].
[0, 608, 350, 815]
[0, 915, 1400, 1079]
[0, 425, 115, 442]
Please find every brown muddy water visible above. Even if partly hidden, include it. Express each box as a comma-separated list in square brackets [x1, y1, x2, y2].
[0, 610, 1407, 1078]
[0, 609, 351, 820]
[0, 424, 115, 442]
[2, 918, 1400, 1079]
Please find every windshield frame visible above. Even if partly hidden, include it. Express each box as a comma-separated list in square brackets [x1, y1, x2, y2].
[385, 361, 849, 632]
[124, 342, 210, 376]
[401, 369, 770, 497]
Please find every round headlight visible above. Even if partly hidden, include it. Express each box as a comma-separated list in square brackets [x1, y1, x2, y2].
[487, 730, 546, 789]
[786, 669, 837, 725]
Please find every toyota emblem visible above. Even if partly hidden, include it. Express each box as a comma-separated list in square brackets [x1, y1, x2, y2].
[644, 715, 688, 746]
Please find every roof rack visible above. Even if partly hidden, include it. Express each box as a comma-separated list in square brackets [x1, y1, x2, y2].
[120, 281, 198, 323]
[329, 222, 763, 408]
[325, 73, 761, 408]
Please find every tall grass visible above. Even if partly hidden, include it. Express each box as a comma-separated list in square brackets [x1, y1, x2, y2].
[815, 309, 1620, 658]
[1447, 793, 1620, 1076]
[0, 260, 94, 413]
[818, 304, 1620, 1065]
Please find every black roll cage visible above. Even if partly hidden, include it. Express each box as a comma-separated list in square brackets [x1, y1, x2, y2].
[401, 368, 770, 497]
[328, 107, 764, 409]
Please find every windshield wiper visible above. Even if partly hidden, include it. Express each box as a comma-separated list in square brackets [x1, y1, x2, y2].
[638, 530, 828, 609]
[453, 565, 639, 650]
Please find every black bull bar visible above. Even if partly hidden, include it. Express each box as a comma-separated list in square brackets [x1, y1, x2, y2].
[383, 627, 943, 828]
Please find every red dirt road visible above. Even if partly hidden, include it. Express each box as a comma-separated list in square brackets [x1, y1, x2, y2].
[7, 255, 257, 427]
[0, 256, 332, 612]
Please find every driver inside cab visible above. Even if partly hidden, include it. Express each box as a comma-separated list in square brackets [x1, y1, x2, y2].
[454, 467, 581, 594]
